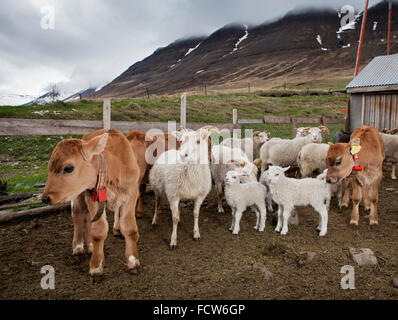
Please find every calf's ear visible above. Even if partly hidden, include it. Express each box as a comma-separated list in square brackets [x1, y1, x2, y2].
[82, 133, 109, 161]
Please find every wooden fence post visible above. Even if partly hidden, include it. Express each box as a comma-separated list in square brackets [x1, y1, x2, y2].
[291, 116, 297, 137]
[146, 88, 150, 99]
[103, 98, 111, 130]
[180, 93, 187, 128]
[233, 109, 238, 124]
[204, 84, 207, 96]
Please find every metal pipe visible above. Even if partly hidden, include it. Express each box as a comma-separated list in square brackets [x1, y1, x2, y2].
[354, 0, 370, 76]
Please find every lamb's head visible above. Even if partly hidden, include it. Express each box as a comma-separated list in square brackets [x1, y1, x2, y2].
[253, 131, 270, 144]
[175, 126, 220, 164]
[261, 165, 290, 185]
[226, 159, 257, 180]
[224, 170, 243, 185]
[316, 169, 328, 181]
[296, 127, 310, 137]
[309, 127, 322, 143]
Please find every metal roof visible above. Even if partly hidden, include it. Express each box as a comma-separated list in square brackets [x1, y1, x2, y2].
[346, 53, 398, 91]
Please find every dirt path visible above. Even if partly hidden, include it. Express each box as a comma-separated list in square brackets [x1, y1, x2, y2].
[1, 172, 398, 300]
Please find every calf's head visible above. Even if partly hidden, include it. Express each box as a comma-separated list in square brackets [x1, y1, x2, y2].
[42, 133, 109, 205]
[325, 139, 358, 184]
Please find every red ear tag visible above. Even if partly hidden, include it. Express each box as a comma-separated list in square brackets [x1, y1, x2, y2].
[98, 187, 107, 202]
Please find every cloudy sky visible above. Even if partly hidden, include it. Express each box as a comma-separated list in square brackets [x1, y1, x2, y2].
[0, 0, 384, 97]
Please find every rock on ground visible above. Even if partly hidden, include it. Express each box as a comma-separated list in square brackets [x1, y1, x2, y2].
[349, 248, 378, 266]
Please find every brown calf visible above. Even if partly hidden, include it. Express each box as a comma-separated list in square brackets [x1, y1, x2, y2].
[42, 129, 141, 276]
[326, 126, 385, 226]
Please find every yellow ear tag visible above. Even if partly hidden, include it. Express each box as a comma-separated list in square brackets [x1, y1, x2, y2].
[350, 145, 361, 155]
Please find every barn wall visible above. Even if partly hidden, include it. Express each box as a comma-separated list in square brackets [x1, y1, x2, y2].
[350, 93, 363, 130]
[362, 92, 398, 130]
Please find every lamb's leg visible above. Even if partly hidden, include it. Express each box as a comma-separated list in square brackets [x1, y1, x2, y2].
[232, 207, 244, 235]
[275, 204, 283, 233]
[253, 206, 260, 230]
[265, 186, 273, 212]
[392, 163, 397, 180]
[280, 206, 292, 235]
[193, 196, 205, 240]
[151, 192, 161, 226]
[314, 203, 328, 236]
[256, 202, 267, 232]
[170, 199, 180, 248]
[215, 181, 224, 213]
[229, 207, 236, 231]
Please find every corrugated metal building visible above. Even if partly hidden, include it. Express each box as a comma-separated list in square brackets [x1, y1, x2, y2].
[346, 53, 398, 131]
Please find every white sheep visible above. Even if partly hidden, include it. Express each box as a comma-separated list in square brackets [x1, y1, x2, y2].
[380, 133, 398, 180]
[149, 126, 219, 248]
[260, 166, 330, 236]
[259, 130, 322, 173]
[220, 130, 270, 160]
[210, 145, 273, 213]
[297, 143, 329, 177]
[224, 171, 268, 234]
[316, 169, 343, 209]
[296, 126, 330, 138]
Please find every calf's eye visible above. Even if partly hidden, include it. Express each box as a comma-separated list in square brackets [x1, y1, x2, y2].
[63, 165, 74, 174]
[335, 159, 342, 166]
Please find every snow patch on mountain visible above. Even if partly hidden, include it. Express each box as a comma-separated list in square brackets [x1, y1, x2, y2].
[0, 94, 36, 106]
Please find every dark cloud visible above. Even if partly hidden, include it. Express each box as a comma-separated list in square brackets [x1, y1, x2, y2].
[0, 0, 384, 95]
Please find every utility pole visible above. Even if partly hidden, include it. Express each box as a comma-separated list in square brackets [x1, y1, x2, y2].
[354, 0, 369, 76]
[388, 0, 392, 55]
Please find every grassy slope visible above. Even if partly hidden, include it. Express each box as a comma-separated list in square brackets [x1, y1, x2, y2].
[0, 91, 349, 194]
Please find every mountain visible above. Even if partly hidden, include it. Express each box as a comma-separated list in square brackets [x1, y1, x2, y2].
[96, 0, 398, 98]
[0, 94, 36, 106]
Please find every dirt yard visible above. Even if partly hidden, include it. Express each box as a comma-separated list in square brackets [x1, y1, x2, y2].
[1, 170, 398, 300]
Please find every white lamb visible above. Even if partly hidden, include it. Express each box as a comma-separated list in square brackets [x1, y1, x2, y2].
[316, 169, 343, 209]
[260, 166, 330, 236]
[259, 129, 322, 173]
[220, 130, 270, 160]
[297, 143, 330, 177]
[380, 133, 398, 179]
[210, 145, 273, 213]
[149, 126, 219, 248]
[224, 171, 268, 234]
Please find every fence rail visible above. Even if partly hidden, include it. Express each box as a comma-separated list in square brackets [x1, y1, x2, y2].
[0, 118, 239, 136]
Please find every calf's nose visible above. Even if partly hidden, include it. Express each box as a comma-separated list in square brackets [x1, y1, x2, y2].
[42, 196, 51, 205]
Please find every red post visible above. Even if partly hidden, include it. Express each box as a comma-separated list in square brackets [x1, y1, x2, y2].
[388, 0, 392, 55]
[354, 0, 369, 76]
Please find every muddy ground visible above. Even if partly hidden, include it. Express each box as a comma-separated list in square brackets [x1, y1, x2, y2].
[1, 171, 398, 300]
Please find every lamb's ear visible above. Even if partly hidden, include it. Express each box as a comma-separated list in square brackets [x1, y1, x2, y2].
[82, 133, 109, 161]
[282, 166, 290, 172]
[172, 130, 185, 142]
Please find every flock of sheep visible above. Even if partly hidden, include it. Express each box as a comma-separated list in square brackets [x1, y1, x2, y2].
[146, 124, 398, 248]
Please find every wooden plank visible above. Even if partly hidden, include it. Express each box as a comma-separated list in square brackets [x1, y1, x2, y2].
[102, 99, 111, 130]
[0, 199, 42, 211]
[294, 117, 321, 124]
[238, 119, 264, 124]
[0, 119, 240, 136]
[0, 203, 70, 224]
[322, 117, 345, 124]
[263, 116, 291, 123]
